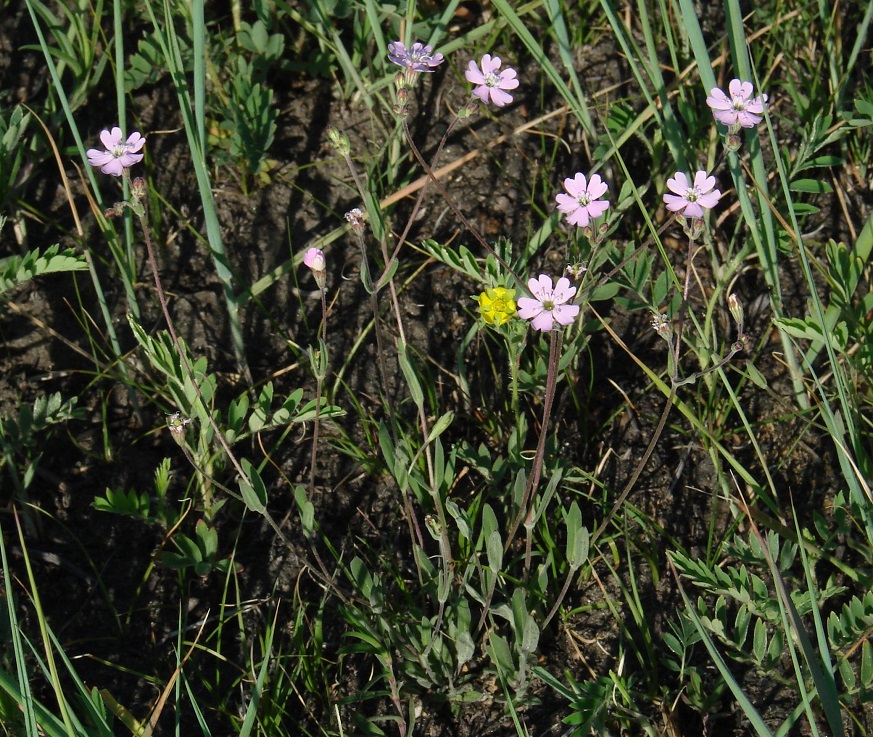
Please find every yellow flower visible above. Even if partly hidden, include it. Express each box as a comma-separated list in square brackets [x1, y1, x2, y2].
[473, 287, 517, 326]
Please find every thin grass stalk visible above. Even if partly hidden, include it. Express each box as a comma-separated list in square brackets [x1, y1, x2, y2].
[0, 520, 40, 737]
[13, 511, 77, 737]
[140, 0, 251, 382]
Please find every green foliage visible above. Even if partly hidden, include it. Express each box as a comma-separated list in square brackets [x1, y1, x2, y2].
[0, 238, 88, 296]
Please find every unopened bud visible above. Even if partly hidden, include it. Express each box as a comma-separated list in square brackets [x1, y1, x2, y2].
[104, 202, 126, 218]
[685, 217, 705, 240]
[131, 177, 147, 199]
[327, 126, 350, 156]
[726, 133, 742, 152]
[728, 293, 744, 325]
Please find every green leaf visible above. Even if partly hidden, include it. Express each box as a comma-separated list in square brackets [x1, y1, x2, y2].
[239, 459, 268, 514]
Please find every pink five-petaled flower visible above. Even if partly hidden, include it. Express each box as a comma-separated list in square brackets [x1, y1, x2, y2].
[387, 41, 444, 72]
[86, 127, 145, 177]
[706, 79, 767, 129]
[663, 171, 721, 219]
[516, 275, 580, 332]
[465, 54, 519, 107]
[556, 173, 610, 227]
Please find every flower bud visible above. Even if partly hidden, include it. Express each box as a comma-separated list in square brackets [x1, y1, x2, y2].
[726, 133, 743, 152]
[728, 293, 744, 326]
[327, 126, 350, 156]
[303, 247, 327, 291]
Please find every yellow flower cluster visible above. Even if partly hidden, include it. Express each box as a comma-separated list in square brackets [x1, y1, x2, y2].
[474, 287, 517, 326]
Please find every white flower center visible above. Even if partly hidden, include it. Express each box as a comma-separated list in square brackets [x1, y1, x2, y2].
[576, 192, 592, 207]
[112, 144, 126, 158]
[684, 187, 700, 203]
[484, 72, 499, 88]
[542, 298, 555, 311]
[731, 97, 747, 111]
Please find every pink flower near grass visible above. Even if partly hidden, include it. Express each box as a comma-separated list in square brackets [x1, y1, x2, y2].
[706, 79, 767, 128]
[303, 248, 326, 272]
[663, 171, 721, 218]
[556, 173, 610, 227]
[387, 41, 444, 72]
[516, 275, 580, 332]
[86, 127, 145, 176]
[465, 54, 519, 107]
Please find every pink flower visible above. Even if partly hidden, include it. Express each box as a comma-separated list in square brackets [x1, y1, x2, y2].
[303, 247, 325, 272]
[465, 54, 519, 107]
[706, 79, 767, 128]
[387, 41, 444, 72]
[556, 173, 610, 227]
[303, 248, 326, 290]
[516, 275, 580, 332]
[86, 127, 145, 176]
[663, 171, 721, 218]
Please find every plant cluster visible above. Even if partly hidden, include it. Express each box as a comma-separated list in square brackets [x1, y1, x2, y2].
[1, 1, 872, 737]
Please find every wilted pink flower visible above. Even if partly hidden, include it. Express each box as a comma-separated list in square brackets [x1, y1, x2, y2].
[706, 79, 767, 128]
[516, 275, 580, 332]
[86, 127, 145, 176]
[465, 54, 519, 107]
[387, 41, 444, 72]
[663, 171, 721, 218]
[556, 173, 610, 227]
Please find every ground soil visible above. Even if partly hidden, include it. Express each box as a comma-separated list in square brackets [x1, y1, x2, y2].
[1, 2, 872, 737]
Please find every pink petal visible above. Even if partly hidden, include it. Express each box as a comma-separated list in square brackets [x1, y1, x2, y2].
[729, 79, 754, 100]
[530, 312, 554, 332]
[706, 88, 731, 109]
[552, 304, 580, 325]
[471, 85, 490, 103]
[666, 173, 690, 195]
[563, 173, 587, 198]
[566, 208, 590, 227]
[102, 159, 125, 177]
[663, 193, 687, 212]
[682, 202, 705, 218]
[587, 174, 608, 199]
[553, 277, 576, 301]
[465, 61, 485, 85]
[87, 150, 113, 166]
[488, 88, 513, 106]
[480, 54, 500, 74]
[693, 171, 717, 193]
[712, 109, 738, 126]
[516, 297, 541, 320]
[530, 274, 553, 296]
[100, 127, 123, 149]
[697, 190, 721, 209]
[126, 132, 146, 152]
[587, 200, 610, 219]
[555, 192, 578, 213]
